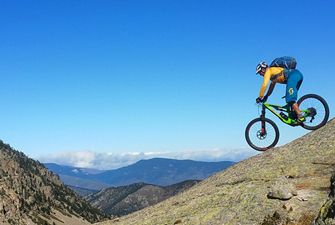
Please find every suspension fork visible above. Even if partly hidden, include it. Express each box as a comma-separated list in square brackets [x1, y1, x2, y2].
[260, 104, 266, 135]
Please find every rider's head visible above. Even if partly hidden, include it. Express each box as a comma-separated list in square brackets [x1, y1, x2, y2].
[256, 61, 268, 76]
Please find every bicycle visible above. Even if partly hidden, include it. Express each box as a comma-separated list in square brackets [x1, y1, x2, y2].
[245, 94, 330, 151]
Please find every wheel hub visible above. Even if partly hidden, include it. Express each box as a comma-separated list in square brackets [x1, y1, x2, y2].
[257, 130, 267, 140]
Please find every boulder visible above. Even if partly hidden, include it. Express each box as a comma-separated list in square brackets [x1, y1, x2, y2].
[267, 176, 297, 200]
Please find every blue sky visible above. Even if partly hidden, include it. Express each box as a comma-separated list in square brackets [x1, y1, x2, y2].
[1, 1, 334, 168]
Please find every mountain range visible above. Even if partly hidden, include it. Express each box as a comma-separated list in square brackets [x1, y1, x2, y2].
[44, 163, 110, 190]
[45, 158, 234, 190]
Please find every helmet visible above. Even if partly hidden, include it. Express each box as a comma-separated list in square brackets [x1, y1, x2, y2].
[256, 61, 268, 74]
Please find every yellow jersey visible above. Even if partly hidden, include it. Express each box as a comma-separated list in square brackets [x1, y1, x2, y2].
[259, 67, 287, 98]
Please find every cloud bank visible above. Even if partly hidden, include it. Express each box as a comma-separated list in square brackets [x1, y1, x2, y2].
[38, 148, 257, 170]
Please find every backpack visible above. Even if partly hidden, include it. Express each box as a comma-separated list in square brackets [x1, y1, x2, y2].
[270, 56, 297, 70]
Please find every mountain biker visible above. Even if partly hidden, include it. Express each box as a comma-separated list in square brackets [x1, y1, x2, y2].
[255, 61, 306, 123]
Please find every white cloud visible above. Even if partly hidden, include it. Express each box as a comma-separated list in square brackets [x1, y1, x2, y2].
[39, 151, 97, 168]
[38, 148, 258, 170]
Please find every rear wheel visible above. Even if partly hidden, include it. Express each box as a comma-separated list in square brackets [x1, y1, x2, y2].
[297, 94, 329, 130]
[245, 118, 280, 151]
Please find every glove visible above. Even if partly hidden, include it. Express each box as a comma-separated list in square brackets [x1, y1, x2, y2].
[256, 97, 262, 103]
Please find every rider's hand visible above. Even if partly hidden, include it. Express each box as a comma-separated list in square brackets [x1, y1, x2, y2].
[256, 97, 262, 103]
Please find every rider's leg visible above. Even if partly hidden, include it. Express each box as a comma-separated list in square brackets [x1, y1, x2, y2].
[292, 102, 302, 115]
[285, 70, 304, 121]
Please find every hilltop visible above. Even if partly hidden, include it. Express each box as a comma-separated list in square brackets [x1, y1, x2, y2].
[97, 118, 335, 225]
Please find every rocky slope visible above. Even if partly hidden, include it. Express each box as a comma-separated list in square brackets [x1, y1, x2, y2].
[97, 118, 335, 225]
[315, 173, 335, 224]
[85, 180, 199, 217]
[0, 141, 107, 225]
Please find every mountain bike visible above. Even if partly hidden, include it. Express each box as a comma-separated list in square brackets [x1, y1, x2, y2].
[245, 94, 329, 151]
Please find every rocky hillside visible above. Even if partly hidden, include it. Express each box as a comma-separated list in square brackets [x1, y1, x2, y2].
[315, 173, 335, 224]
[97, 118, 335, 225]
[0, 141, 107, 225]
[85, 180, 199, 217]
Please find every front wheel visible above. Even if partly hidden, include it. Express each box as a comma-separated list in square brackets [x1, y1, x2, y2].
[245, 118, 280, 151]
[297, 94, 329, 130]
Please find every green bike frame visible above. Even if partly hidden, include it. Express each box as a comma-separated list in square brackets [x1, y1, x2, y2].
[262, 102, 309, 126]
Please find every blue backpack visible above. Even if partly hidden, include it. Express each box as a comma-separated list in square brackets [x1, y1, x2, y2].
[270, 56, 297, 70]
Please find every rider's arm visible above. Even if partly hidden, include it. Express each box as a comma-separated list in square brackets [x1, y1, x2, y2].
[265, 81, 276, 97]
[259, 69, 271, 98]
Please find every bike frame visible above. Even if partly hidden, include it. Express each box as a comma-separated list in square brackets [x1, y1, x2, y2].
[261, 102, 303, 127]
